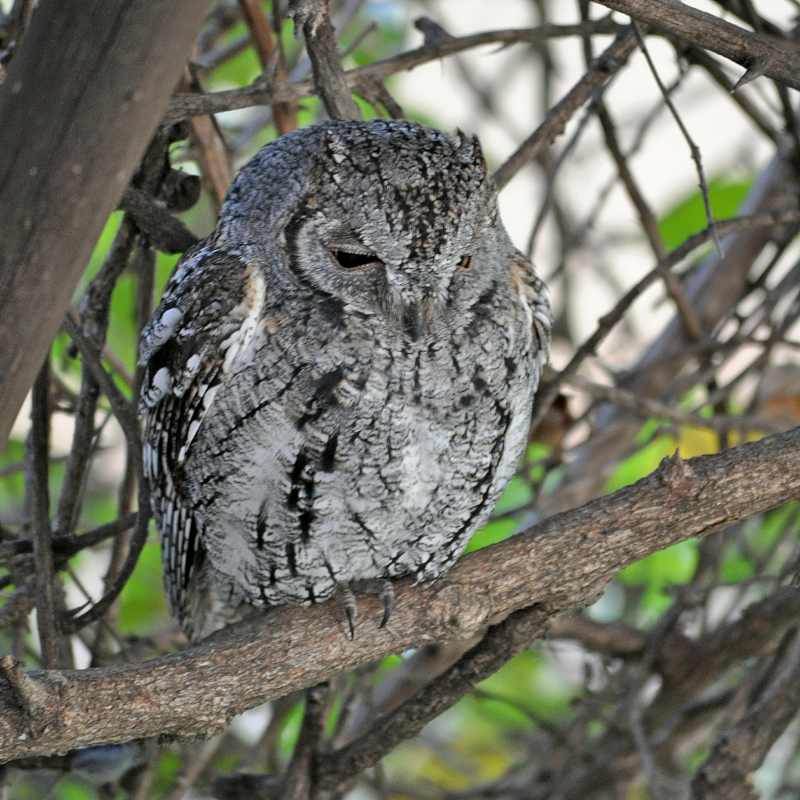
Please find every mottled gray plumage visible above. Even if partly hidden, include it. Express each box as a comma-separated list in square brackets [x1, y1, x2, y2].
[139, 120, 551, 640]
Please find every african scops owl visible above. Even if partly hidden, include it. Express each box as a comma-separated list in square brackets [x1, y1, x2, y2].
[139, 120, 551, 640]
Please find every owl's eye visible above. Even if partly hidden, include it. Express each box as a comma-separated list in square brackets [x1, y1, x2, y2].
[458, 255, 473, 270]
[329, 247, 384, 270]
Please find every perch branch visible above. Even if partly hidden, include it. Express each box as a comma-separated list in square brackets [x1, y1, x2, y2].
[0, 427, 798, 761]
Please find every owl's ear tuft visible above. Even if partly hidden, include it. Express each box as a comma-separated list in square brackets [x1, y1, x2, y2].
[453, 129, 487, 175]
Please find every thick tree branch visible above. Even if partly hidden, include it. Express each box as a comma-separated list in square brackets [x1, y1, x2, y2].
[591, 0, 800, 90]
[0, 427, 798, 762]
[0, 0, 211, 449]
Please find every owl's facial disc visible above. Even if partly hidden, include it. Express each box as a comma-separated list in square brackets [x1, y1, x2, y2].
[285, 195, 498, 343]
[284, 212, 391, 315]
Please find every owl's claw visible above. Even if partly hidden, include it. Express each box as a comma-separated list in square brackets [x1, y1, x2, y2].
[335, 579, 396, 638]
[336, 584, 358, 640]
[379, 580, 395, 628]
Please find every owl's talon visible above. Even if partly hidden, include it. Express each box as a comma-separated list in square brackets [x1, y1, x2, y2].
[336, 584, 357, 639]
[379, 580, 395, 628]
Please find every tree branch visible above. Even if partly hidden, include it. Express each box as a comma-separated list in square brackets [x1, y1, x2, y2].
[163, 20, 625, 125]
[493, 27, 637, 190]
[591, 0, 800, 91]
[0, 427, 798, 762]
[0, 0, 211, 449]
[542, 151, 800, 513]
[290, 0, 360, 121]
[692, 630, 800, 799]
[119, 187, 199, 254]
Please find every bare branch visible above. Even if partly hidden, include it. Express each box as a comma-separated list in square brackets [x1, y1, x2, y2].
[27, 360, 62, 669]
[591, 0, 800, 90]
[163, 20, 626, 125]
[531, 208, 800, 437]
[632, 21, 721, 256]
[119, 187, 199, 253]
[0, 426, 798, 760]
[693, 630, 800, 799]
[493, 28, 638, 190]
[239, 0, 297, 133]
[541, 150, 800, 514]
[290, 0, 360, 121]
[60, 313, 151, 633]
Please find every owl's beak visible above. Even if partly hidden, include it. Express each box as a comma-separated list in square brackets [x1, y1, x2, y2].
[385, 266, 436, 340]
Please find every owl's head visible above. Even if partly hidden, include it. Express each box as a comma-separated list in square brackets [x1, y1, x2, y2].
[217, 120, 513, 336]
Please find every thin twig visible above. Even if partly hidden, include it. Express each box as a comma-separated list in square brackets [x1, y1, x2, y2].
[239, 0, 297, 133]
[493, 27, 638, 190]
[60, 313, 151, 633]
[184, 66, 233, 211]
[163, 20, 626, 125]
[55, 218, 137, 537]
[632, 22, 722, 256]
[530, 208, 800, 435]
[564, 375, 782, 435]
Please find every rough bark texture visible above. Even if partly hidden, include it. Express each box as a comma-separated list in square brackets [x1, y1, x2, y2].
[0, 0, 211, 448]
[592, 0, 800, 90]
[0, 426, 798, 763]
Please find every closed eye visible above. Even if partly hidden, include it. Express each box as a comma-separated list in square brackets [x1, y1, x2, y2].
[329, 247, 384, 270]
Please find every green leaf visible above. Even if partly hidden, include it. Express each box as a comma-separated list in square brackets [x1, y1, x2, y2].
[619, 540, 699, 619]
[659, 179, 751, 251]
[154, 749, 181, 796]
[208, 21, 261, 87]
[719, 548, 755, 583]
[619, 539, 698, 587]
[478, 649, 574, 721]
[278, 698, 305, 760]
[750, 502, 799, 556]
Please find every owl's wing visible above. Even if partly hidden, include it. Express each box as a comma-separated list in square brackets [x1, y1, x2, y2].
[510, 250, 552, 369]
[138, 243, 253, 627]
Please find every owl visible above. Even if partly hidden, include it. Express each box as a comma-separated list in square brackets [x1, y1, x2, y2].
[139, 120, 551, 640]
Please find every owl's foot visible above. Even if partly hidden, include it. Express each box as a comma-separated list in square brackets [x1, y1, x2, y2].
[335, 579, 395, 639]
